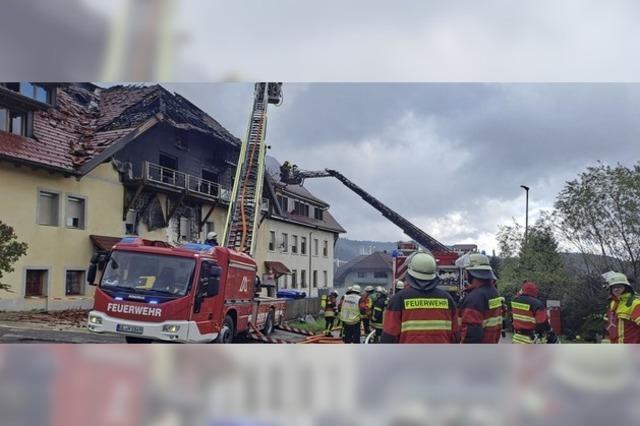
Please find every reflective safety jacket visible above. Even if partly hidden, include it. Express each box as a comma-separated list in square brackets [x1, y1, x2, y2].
[381, 286, 457, 343]
[606, 292, 640, 344]
[510, 295, 550, 344]
[459, 283, 503, 343]
[371, 295, 388, 329]
[339, 293, 362, 325]
[324, 295, 338, 318]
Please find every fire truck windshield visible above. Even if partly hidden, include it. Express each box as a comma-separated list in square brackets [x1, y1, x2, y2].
[101, 251, 195, 297]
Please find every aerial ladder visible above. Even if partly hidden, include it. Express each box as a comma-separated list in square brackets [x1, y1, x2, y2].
[280, 166, 454, 256]
[222, 83, 283, 256]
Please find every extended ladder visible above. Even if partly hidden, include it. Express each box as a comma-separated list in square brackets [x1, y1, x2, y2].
[223, 83, 282, 255]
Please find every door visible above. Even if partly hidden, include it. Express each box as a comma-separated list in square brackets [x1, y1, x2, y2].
[189, 260, 224, 340]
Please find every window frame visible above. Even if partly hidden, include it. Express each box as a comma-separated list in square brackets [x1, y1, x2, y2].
[65, 193, 87, 230]
[291, 234, 298, 254]
[281, 233, 289, 252]
[300, 236, 307, 255]
[36, 188, 61, 227]
[268, 230, 276, 251]
[64, 268, 87, 296]
[323, 240, 329, 257]
[23, 267, 50, 298]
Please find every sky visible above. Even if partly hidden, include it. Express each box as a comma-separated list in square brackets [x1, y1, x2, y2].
[164, 83, 640, 253]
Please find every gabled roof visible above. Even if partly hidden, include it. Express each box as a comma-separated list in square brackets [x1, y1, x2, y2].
[334, 251, 393, 284]
[0, 83, 241, 175]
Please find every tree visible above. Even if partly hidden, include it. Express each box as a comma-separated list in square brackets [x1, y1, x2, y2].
[0, 221, 28, 292]
[554, 162, 640, 287]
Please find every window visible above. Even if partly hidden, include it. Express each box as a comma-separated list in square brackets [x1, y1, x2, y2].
[269, 231, 276, 251]
[15, 82, 53, 104]
[357, 272, 366, 279]
[202, 169, 218, 183]
[301, 270, 307, 288]
[301, 236, 307, 255]
[313, 239, 319, 256]
[0, 108, 7, 131]
[38, 190, 59, 226]
[159, 153, 178, 183]
[277, 195, 289, 212]
[25, 269, 47, 297]
[176, 138, 188, 151]
[66, 196, 86, 229]
[281, 233, 288, 252]
[291, 270, 297, 288]
[313, 270, 318, 288]
[66, 270, 85, 295]
[205, 221, 215, 235]
[323, 270, 328, 287]
[293, 201, 310, 216]
[374, 271, 388, 279]
[291, 235, 298, 254]
[323, 240, 329, 257]
[9, 111, 25, 136]
[314, 208, 324, 221]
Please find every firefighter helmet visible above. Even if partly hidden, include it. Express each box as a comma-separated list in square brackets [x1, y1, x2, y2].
[407, 252, 437, 281]
[396, 280, 405, 290]
[375, 286, 387, 295]
[351, 284, 362, 293]
[365, 285, 374, 293]
[330, 290, 338, 297]
[461, 253, 496, 281]
[602, 271, 632, 290]
[206, 231, 217, 240]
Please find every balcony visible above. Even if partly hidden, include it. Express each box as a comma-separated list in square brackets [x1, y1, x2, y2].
[128, 161, 231, 202]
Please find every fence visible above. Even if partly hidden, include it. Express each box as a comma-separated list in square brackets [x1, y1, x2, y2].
[285, 297, 321, 320]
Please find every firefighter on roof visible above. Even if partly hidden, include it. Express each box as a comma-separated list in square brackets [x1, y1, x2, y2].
[603, 271, 640, 343]
[381, 252, 458, 343]
[458, 253, 503, 343]
[339, 285, 363, 343]
[511, 281, 557, 344]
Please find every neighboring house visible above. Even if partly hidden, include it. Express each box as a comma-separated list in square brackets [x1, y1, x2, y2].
[253, 161, 346, 298]
[0, 82, 239, 310]
[334, 251, 393, 290]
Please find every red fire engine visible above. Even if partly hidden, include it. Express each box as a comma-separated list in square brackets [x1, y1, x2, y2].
[87, 83, 286, 343]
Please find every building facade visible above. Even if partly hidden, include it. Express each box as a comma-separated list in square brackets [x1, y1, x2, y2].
[334, 251, 394, 290]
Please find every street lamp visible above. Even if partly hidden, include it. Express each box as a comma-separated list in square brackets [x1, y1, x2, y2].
[520, 185, 530, 246]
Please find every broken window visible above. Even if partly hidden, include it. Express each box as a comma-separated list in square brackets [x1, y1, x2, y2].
[25, 269, 47, 297]
[38, 190, 59, 226]
[66, 270, 85, 295]
[66, 196, 86, 229]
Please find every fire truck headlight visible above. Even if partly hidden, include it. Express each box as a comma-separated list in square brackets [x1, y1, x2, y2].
[89, 315, 102, 325]
[162, 324, 181, 333]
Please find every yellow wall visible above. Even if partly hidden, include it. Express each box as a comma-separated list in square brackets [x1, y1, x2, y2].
[0, 162, 123, 310]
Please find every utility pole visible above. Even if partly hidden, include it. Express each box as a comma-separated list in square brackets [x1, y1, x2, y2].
[520, 185, 530, 246]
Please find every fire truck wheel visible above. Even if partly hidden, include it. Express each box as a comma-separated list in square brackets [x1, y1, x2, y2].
[125, 336, 152, 344]
[263, 310, 275, 335]
[218, 315, 235, 344]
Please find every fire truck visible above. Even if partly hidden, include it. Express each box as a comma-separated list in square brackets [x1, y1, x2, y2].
[87, 83, 287, 343]
[281, 168, 473, 297]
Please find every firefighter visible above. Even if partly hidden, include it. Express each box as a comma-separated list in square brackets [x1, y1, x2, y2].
[381, 252, 457, 343]
[279, 160, 292, 182]
[394, 280, 405, 294]
[511, 281, 557, 344]
[323, 290, 339, 336]
[603, 271, 640, 344]
[360, 285, 375, 335]
[370, 286, 389, 342]
[458, 253, 503, 343]
[205, 231, 218, 246]
[339, 285, 363, 343]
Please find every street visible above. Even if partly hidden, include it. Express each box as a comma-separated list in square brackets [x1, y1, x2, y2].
[0, 324, 124, 343]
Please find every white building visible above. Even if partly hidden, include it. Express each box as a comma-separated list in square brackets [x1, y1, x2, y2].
[254, 168, 346, 298]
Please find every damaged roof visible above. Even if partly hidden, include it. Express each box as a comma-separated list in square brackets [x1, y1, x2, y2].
[0, 83, 241, 175]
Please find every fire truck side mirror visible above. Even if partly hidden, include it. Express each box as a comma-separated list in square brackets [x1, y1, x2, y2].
[205, 266, 222, 297]
[87, 264, 97, 286]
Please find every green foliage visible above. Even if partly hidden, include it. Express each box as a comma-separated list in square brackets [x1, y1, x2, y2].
[0, 221, 28, 292]
[554, 162, 640, 286]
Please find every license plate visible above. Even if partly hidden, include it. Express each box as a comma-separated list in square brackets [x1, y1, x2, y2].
[117, 324, 143, 335]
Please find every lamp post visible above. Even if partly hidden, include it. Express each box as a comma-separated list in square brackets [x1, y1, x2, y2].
[520, 185, 530, 246]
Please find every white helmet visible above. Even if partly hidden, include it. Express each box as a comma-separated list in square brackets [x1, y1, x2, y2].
[364, 285, 375, 293]
[207, 231, 217, 240]
[351, 284, 362, 293]
[375, 286, 387, 295]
